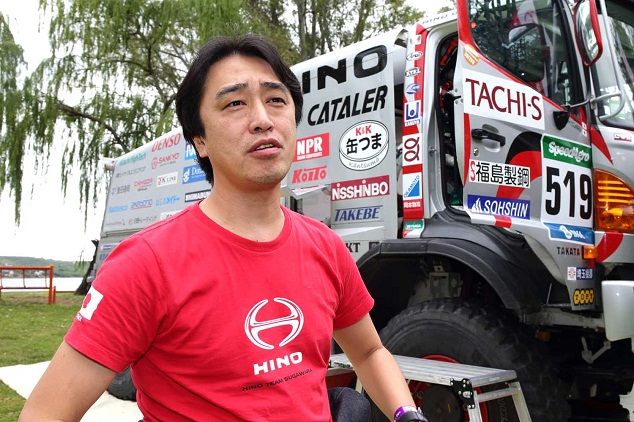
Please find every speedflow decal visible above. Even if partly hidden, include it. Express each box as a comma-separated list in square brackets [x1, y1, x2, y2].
[541, 135, 593, 245]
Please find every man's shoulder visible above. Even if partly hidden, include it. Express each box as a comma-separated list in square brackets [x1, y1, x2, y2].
[129, 204, 198, 243]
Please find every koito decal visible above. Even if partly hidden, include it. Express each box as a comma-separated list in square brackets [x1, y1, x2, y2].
[295, 134, 330, 162]
[292, 165, 327, 184]
[339, 121, 389, 171]
[331, 175, 390, 201]
[463, 69, 544, 130]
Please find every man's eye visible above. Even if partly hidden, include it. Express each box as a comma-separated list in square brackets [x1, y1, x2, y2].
[228, 100, 244, 107]
[269, 97, 287, 104]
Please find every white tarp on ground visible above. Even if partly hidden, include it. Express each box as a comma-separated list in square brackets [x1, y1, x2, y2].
[0, 361, 142, 421]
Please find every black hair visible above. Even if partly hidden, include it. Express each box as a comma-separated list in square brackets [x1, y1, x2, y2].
[175, 34, 303, 185]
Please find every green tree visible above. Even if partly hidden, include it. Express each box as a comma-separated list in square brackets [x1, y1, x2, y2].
[0, 0, 423, 225]
[0, 14, 27, 223]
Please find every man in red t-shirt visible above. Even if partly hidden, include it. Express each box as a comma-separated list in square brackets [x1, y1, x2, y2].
[20, 34, 427, 422]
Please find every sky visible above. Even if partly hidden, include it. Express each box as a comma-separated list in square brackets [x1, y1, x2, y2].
[0, 0, 453, 262]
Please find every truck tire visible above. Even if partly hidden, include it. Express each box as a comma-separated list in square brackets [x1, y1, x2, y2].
[107, 366, 137, 402]
[375, 298, 570, 422]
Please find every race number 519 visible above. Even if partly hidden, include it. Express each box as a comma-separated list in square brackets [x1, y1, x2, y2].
[541, 136, 592, 227]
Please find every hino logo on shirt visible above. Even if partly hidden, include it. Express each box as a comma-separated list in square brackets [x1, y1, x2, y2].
[245, 298, 305, 375]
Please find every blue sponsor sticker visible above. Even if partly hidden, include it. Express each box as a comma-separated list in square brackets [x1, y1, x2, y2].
[404, 100, 421, 127]
[182, 164, 206, 184]
[404, 174, 421, 199]
[185, 143, 197, 161]
[467, 195, 530, 219]
[405, 83, 420, 95]
[543, 222, 594, 245]
[567, 267, 594, 281]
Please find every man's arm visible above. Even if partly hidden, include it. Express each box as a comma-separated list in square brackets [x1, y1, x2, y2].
[19, 341, 117, 422]
[333, 314, 416, 420]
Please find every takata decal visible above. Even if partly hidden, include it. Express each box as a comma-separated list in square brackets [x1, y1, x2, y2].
[541, 136, 593, 241]
[469, 160, 530, 188]
[467, 194, 530, 219]
[295, 134, 330, 162]
[543, 222, 593, 245]
[404, 101, 421, 127]
[463, 69, 544, 130]
[331, 175, 390, 201]
[339, 121, 389, 171]
[334, 205, 382, 222]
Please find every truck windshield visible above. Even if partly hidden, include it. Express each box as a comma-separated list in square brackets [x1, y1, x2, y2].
[592, 0, 634, 129]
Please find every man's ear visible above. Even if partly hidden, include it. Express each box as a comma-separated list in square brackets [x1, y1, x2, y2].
[193, 135, 208, 158]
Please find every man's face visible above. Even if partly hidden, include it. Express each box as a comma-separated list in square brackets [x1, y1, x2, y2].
[193, 55, 296, 191]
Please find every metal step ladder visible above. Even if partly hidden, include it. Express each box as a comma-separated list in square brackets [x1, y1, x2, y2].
[328, 353, 532, 422]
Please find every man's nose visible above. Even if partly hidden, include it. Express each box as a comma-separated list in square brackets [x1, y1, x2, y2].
[249, 101, 274, 133]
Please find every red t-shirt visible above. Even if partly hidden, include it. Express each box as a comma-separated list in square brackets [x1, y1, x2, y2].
[66, 204, 374, 421]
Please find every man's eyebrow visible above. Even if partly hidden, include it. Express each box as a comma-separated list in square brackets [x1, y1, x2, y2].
[215, 81, 289, 100]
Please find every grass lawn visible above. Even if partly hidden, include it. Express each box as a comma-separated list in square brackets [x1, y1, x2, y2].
[0, 292, 84, 421]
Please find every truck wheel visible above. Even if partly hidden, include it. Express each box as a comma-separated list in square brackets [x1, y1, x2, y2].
[107, 366, 137, 402]
[374, 298, 570, 422]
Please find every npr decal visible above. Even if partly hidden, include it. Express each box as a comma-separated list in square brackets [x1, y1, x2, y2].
[339, 121, 389, 171]
[331, 175, 390, 201]
[467, 195, 530, 219]
[295, 134, 330, 162]
[469, 160, 530, 188]
[462, 69, 544, 130]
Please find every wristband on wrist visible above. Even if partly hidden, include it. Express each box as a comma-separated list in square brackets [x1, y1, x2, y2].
[393, 405, 427, 422]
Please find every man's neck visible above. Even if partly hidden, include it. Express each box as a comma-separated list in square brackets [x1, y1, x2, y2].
[198, 186, 285, 242]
